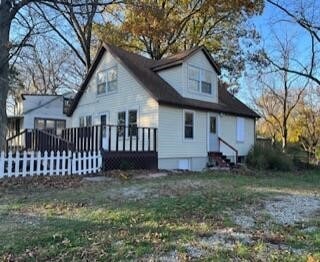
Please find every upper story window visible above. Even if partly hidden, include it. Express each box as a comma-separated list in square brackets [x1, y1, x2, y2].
[97, 66, 118, 95]
[188, 65, 212, 95]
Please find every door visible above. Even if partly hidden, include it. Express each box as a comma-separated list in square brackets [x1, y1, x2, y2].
[208, 114, 219, 152]
[100, 113, 109, 150]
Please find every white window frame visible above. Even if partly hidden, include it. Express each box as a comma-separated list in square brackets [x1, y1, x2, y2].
[188, 64, 214, 96]
[79, 115, 92, 127]
[96, 66, 118, 96]
[236, 117, 245, 143]
[183, 109, 195, 141]
[117, 108, 140, 139]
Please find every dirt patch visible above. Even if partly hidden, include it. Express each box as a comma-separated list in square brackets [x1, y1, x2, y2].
[233, 194, 320, 229]
[0, 175, 83, 190]
[265, 195, 320, 225]
[104, 179, 209, 201]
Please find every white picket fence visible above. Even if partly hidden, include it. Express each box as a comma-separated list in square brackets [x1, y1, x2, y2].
[0, 151, 102, 178]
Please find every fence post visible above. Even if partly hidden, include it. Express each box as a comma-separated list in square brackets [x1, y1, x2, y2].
[22, 151, 27, 177]
[83, 151, 87, 175]
[14, 152, 20, 177]
[98, 151, 102, 172]
[7, 151, 12, 177]
[30, 151, 34, 176]
[49, 151, 54, 175]
[43, 151, 48, 175]
[67, 151, 72, 175]
[36, 151, 41, 176]
[62, 151, 66, 175]
[0, 151, 4, 178]
[88, 151, 92, 173]
[72, 152, 77, 175]
[56, 151, 61, 175]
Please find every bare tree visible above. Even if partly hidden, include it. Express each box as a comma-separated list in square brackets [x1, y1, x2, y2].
[262, 0, 320, 86]
[18, 36, 80, 94]
[0, 0, 114, 150]
[251, 36, 307, 151]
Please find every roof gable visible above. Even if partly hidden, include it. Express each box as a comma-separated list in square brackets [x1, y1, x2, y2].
[151, 46, 221, 74]
[68, 44, 259, 119]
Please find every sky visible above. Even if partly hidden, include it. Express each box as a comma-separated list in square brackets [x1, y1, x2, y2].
[237, 1, 312, 104]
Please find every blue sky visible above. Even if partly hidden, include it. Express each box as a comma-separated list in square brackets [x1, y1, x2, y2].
[237, 1, 312, 103]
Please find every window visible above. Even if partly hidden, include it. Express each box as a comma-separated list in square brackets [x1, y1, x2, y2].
[117, 111, 126, 137]
[34, 118, 66, 135]
[210, 116, 216, 134]
[201, 70, 212, 94]
[236, 117, 245, 142]
[107, 67, 117, 92]
[188, 66, 200, 92]
[79, 115, 92, 127]
[184, 111, 194, 139]
[188, 65, 213, 95]
[79, 117, 85, 127]
[128, 110, 138, 136]
[97, 67, 118, 95]
[97, 71, 106, 95]
[86, 115, 92, 126]
[35, 119, 45, 129]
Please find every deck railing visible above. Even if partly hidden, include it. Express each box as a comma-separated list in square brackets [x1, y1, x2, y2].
[61, 125, 157, 152]
[6, 125, 157, 153]
[6, 129, 74, 153]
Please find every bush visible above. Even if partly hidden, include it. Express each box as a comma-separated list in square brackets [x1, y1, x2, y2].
[246, 144, 294, 171]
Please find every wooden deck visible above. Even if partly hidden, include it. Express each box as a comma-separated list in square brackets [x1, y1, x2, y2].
[6, 125, 158, 170]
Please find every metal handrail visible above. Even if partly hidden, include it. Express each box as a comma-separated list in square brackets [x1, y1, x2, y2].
[218, 137, 238, 164]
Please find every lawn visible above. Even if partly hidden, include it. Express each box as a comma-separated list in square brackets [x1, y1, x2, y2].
[0, 170, 319, 261]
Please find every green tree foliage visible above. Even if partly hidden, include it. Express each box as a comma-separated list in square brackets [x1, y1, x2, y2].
[94, 0, 264, 87]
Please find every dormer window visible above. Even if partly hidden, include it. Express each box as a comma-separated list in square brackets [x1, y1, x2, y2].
[188, 65, 212, 95]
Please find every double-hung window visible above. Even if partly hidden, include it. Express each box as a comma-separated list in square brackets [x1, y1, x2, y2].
[201, 70, 212, 94]
[184, 111, 194, 139]
[79, 115, 92, 127]
[188, 65, 212, 95]
[117, 111, 126, 137]
[107, 67, 117, 92]
[128, 110, 138, 137]
[188, 66, 201, 92]
[97, 66, 118, 95]
[97, 71, 106, 95]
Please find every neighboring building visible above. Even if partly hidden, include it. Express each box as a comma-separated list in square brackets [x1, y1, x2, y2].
[65, 44, 259, 170]
[7, 94, 70, 137]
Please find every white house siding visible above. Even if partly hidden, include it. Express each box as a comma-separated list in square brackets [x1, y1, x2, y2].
[70, 50, 159, 150]
[23, 95, 67, 129]
[158, 105, 208, 171]
[219, 115, 255, 158]
[182, 50, 219, 103]
[157, 66, 183, 94]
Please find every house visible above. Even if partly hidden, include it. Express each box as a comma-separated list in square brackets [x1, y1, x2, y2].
[63, 43, 259, 171]
[7, 94, 70, 138]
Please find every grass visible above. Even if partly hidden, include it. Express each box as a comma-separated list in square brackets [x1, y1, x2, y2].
[0, 170, 319, 261]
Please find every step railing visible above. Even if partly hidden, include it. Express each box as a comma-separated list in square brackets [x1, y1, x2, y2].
[218, 137, 238, 164]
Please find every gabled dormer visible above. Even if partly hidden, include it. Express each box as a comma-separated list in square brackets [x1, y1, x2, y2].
[153, 46, 220, 103]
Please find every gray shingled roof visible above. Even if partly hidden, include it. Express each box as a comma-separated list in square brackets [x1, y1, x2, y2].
[68, 43, 259, 119]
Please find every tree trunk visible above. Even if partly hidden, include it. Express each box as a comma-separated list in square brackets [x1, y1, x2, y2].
[281, 127, 288, 152]
[0, 5, 11, 151]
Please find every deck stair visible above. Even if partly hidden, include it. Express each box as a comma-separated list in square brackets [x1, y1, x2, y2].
[207, 152, 235, 169]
